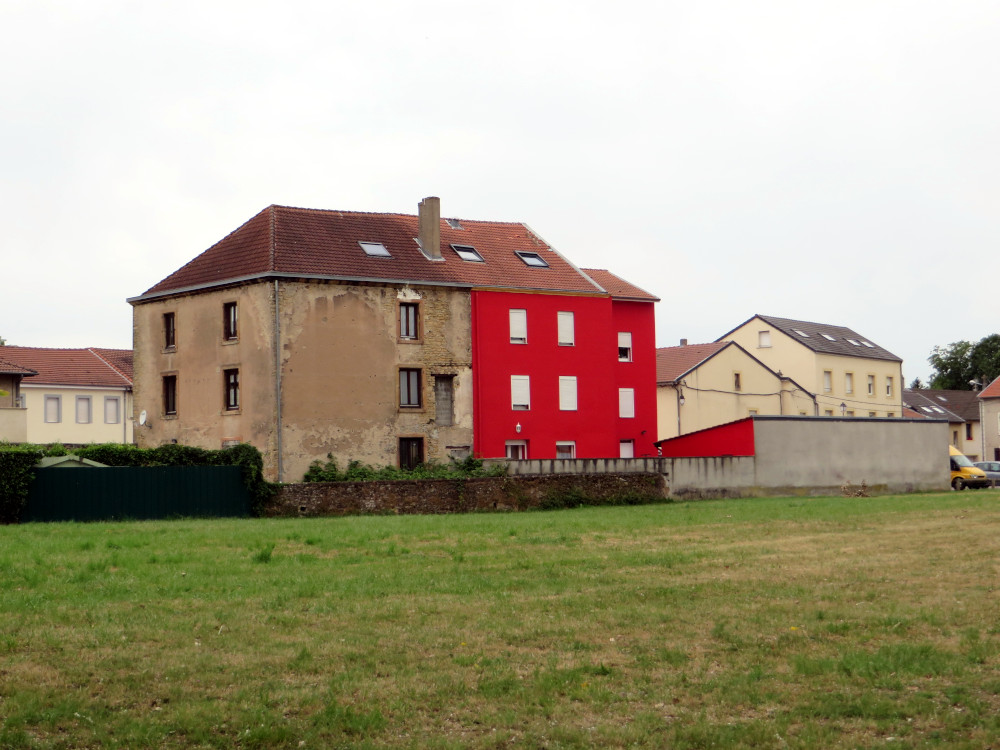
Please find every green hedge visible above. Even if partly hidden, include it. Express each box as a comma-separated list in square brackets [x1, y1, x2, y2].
[0, 446, 44, 523]
[303, 455, 506, 482]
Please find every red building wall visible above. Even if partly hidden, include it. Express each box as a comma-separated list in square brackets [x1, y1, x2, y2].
[471, 290, 657, 459]
[655, 418, 757, 457]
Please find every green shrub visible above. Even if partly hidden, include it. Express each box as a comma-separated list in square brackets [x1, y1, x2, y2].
[0, 445, 44, 523]
[302, 455, 507, 482]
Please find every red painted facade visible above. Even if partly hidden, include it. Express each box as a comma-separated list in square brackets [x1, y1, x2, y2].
[654, 418, 757, 458]
[471, 290, 657, 459]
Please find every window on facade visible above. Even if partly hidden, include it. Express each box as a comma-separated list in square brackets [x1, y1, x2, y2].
[885, 376, 894, 398]
[619, 388, 635, 418]
[867, 375, 875, 396]
[399, 437, 424, 470]
[748, 408, 759, 416]
[451, 244, 484, 262]
[44, 395, 61, 423]
[845, 373, 854, 394]
[505, 440, 528, 460]
[399, 369, 422, 408]
[618, 332, 633, 362]
[164, 312, 176, 349]
[509, 309, 527, 344]
[434, 375, 454, 426]
[869, 412, 877, 417]
[953, 430, 959, 445]
[515, 250, 548, 267]
[104, 396, 121, 424]
[734, 372, 742, 391]
[758, 330, 771, 347]
[76, 396, 92, 424]
[556, 441, 576, 459]
[558, 376, 578, 411]
[966, 423, 973, 441]
[511, 375, 530, 410]
[823, 371, 832, 392]
[824, 410, 834, 416]
[224, 369, 240, 411]
[223, 302, 238, 341]
[400, 303, 419, 340]
[619, 439, 634, 458]
[846, 410, 855, 417]
[557, 311, 575, 346]
[887, 412, 895, 418]
[163, 375, 177, 415]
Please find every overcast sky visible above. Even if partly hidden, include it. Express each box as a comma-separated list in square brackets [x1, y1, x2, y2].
[3, 0, 997, 384]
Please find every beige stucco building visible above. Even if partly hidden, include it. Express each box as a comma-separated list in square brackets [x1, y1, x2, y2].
[656, 341, 815, 440]
[978, 377, 1000, 462]
[718, 315, 903, 419]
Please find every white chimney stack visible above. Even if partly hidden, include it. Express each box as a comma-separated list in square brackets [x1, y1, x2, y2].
[418, 196, 442, 260]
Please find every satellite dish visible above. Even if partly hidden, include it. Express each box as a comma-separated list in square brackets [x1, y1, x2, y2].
[139, 410, 147, 426]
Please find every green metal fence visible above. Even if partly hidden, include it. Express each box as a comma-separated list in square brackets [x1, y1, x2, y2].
[24, 466, 251, 522]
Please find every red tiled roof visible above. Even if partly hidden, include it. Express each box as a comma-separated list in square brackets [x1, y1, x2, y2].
[0, 347, 132, 388]
[581, 269, 659, 301]
[980, 376, 1000, 399]
[0, 358, 37, 376]
[656, 342, 728, 383]
[135, 205, 620, 299]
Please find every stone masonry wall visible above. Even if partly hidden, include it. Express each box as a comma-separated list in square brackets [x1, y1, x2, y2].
[263, 473, 668, 517]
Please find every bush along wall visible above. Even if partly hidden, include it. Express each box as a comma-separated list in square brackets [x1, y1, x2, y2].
[0, 445, 44, 523]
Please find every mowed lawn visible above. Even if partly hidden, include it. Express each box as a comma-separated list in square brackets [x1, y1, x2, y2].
[2, 493, 1000, 749]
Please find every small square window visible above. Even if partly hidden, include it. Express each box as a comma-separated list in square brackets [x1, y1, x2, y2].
[758, 330, 771, 348]
[514, 251, 548, 268]
[451, 244, 484, 262]
[359, 241, 391, 257]
[506, 440, 528, 460]
[556, 441, 576, 460]
[619, 439, 634, 458]
[399, 437, 424, 470]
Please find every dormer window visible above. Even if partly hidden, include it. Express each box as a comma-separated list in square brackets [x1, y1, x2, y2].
[445, 218, 463, 229]
[451, 244, 484, 262]
[359, 241, 391, 257]
[515, 251, 548, 268]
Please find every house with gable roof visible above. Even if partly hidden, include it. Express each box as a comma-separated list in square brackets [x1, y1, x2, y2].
[718, 315, 903, 419]
[129, 197, 658, 482]
[0, 346, 133, 445]
[656, 340, 816, 440]
[979, 377, 1000, 462]
[903, 388, 982, 460]
[0, 356, 38, 442]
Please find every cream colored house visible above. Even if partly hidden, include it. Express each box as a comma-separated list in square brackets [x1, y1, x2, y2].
[718, 315, 903, 419]
[0, 357, 37, 442]
[656, 340, 815, 440]
[903, 388, 981, 460]
[977, 377, 1000, 463]
[0, 346, 133, 445]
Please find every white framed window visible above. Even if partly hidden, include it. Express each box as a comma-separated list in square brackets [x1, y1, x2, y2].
[618, 332, 633, 362]
[556, 441, 576, 459]
[845, 373, 853, 394]
[557, 311, 574, 346]
[823, 371, 832, 393]
[44, 395, 61, 423]
[509, 309, 527, 344]
[505, 440, 527, 460]
[619, 388, 635, 418]
[619, 439, 634, 458]
[75, 396, 92, 424]
[104, 396, 121, 424]
[558, 376, 577, 411]
[758, 330, 771, 347]
[511, 375, 530, 410]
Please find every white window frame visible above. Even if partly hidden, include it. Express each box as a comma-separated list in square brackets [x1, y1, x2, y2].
[619, 388, 635, 418]
[618, 332, 633, 362]
[619, 439, 634, 458]
[509, 309, 527, 344]
[558, 376, 577, 411]
[555, 441, 576, 459]
[44, 395, 61, 423]
[758, 330, 771, 348]
[557, 311, 575, 346]
[511, 375, 530, 410]
[505, 440, 528, 460]
[104, 396, 121, 424]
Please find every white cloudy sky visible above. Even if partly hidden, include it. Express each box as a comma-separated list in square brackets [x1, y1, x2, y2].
[2, 0, 997, 384]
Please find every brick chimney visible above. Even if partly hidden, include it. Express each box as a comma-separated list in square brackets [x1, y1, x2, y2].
[418, 196, 442, 260]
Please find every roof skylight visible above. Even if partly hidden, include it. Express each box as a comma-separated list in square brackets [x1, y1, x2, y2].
[847, 339, 860, 346]
[861, 341, 875, 348]
[515, 251, 549, 268]
[359, 241, 391, 257]
[445, 218, 463, 229]
[821, 333, 836, 341]
[793, 329, 809, 337]
[451, 244, 484, 262]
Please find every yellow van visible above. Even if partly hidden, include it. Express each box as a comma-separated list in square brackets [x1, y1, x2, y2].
[950, 446, 989, 490]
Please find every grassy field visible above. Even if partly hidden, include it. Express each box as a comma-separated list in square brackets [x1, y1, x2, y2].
[2, 492, 1000, 749]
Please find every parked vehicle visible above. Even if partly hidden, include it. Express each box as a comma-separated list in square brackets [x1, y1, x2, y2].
[973, 461, 1000, 487]
[950, 446, 989, 490]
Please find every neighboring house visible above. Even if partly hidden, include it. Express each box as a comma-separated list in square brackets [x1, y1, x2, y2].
[0, 357, 38, 442]
[903, 388, 982, 460]
[718, 315, 903, 418]
[0, 346, 133, 445]
[978, 377, 1000, 462]
[129, 197, 658, 482]
[656, 340, 816, 440]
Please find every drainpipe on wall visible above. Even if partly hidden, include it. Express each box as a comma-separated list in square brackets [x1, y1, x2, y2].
[274, 280, 283, 483]
[675, 382, 684, 436]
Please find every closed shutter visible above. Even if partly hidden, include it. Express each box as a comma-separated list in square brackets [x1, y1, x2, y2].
[559, 376, 577, 411]
[557, 311, 574, 346]
[619, 388, 635, 418]
[509, 309, 527, 343]
[511, 375, 530, 410]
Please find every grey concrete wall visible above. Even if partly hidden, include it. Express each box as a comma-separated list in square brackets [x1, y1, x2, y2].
[669, 456, 757, 497]
[752, 418, 949, 493]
